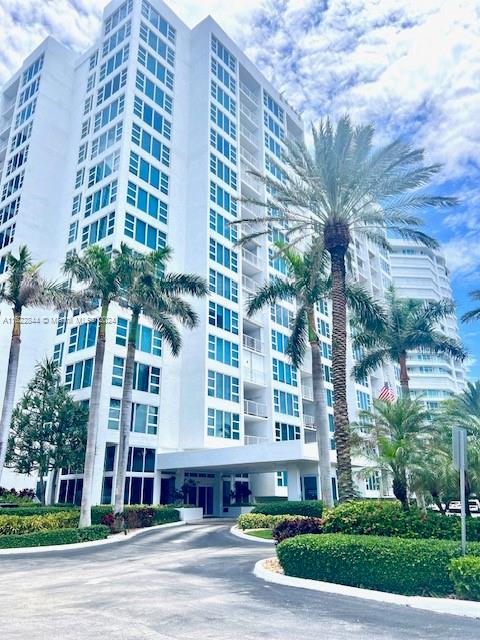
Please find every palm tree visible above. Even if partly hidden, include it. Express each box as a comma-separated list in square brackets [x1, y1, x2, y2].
[440, 382, 480, 514]
[462, 290, 480, 324]
[355, 396, 430, 510]
[63, 245, 124, 527]
[247, 239, 386, 507]
[113, 244, 207, 524]
[239, 115, 455, 499]
[409, 441, 458, 514]
[0, 246, 71, 485]
[352, 288, 466, 395]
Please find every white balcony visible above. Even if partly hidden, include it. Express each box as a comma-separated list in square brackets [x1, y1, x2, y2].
[241, 165, 262, 194]
[240, 148, 257, 168]
[303, 414, 315, 428]
[242, 273, 259, 293]
[241, 220, 263, 243]
[242, 247, 262, 269]
[240, 125, 258, 147]
[243, 367, 266, 386]
[240, 82, 259, 105]
[240, 103, 258, 126]
[302, 385, 314, 401]
[244, 435, 269, 446]
[244, 399, 268, 418]
[243, 334, 263, 353]
[241, 203, 264, 221]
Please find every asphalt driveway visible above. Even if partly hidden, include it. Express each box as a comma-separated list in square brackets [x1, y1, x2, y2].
[0, 523, 477, 640]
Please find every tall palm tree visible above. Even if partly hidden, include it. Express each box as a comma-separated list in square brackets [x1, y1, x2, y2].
[63, 245, 124, 527]
[352, 288, 466, 394]
[247, 239, 386, 507]
[113, 244, 207, 523]
[239, 115, 455, 499]
[0, 246, 71, 485]
[461, 290, 480, 324]
[355, 396, 430, 510]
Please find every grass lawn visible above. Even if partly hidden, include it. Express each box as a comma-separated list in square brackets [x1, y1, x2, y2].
[245, 529, 273, 540]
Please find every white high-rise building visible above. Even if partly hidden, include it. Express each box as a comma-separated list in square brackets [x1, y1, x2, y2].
[390, 240, 466, 409]
[0, 0, 450, 511]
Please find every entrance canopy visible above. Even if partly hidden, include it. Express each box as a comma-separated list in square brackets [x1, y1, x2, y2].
[156, 440, 319, 475]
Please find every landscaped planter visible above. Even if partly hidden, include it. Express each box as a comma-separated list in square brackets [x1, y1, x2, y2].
[176, 507, 204, 523]
[225, 506, 254, 517]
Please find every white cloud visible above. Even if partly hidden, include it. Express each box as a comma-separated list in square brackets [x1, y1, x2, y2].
[0, 0, 254, 86]
[1, 0, 479, 282]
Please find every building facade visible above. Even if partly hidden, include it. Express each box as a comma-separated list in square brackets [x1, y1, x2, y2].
[390, 239, 466, 408]
[0, 0, 456, 512]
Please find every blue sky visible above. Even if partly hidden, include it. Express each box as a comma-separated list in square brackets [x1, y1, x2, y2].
[1, 0, 479, 377]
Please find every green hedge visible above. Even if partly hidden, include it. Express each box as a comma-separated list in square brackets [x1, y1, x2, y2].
[94, 505, 180, 528]
[0, 511, 79, 535]
[0, 505, 76, 518]
[0, 525, 109, 549]
[277, 533, 480, 596]
[238, 513, 306, 530]
[449, 556, 480, 601]
[252, 500, 323, 517]
[322, 500, 480, 541]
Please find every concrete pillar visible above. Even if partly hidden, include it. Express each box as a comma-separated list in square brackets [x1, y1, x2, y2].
[286, 465, 302, 501]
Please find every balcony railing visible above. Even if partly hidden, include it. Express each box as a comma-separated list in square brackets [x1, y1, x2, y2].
[242, 247, 261, 268]
[244, 399, 268, 418]
[241, 220, 263, 240]
[240, 125, 257, 145]
[240, 103, 258, 124]
[244, 435, 269, 446]
[240, 148, 257, 167]
[241, 166, 262, 193]
[243, 367, 266, 386]
[243, 334, 263, 353]
[303, 414, 315, 428]
[242, 274, 259, 294]
[240, 82, 258, 105]
[302, 385, 314, 401]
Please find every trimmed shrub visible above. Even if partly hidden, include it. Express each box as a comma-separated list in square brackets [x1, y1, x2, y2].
[98, 506, 179, 531]
[277, 533, 480, 596]
[449, 556, 480, 601]
[272, 517, 323, 544]
[0, 511, 79, 535]
[322, 500, 480, 541]
[238, 513, 306, 530]
[0, 525, 109, 549]
[0, 506, 76, 518]
[0, 487, 36, 504]
[252, 500, 323, 517]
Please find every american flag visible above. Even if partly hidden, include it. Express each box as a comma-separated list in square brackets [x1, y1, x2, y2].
[378, 382, 395, 403]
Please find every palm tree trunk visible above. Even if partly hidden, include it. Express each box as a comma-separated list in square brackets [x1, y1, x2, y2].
[308, 311, 334, 508]
[114, 311, 138, 526]
[38, 475, 46, 506]
[49, 467, 59, 505]
[393, 472, 409, 511]
[0, 311, 22, 485]
[79, 302, 108, 528]
[399, 352, 410, 396]
[326, 235, 355, 501]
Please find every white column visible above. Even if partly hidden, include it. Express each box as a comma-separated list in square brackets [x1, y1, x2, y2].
[286, 465, 302, 501]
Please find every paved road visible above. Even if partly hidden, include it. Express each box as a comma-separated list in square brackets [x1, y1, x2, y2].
[0, 524, 477, 640]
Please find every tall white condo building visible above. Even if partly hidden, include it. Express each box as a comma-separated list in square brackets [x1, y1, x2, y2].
[0, 0, 461, 512]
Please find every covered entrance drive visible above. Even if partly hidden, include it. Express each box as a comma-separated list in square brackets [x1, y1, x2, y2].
[157, 440, 326, 517]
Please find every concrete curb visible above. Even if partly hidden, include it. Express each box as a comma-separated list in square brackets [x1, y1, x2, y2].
[254, 558, 480, 620]
[230, 525, 274, 544]
[0, 520, 186, 556]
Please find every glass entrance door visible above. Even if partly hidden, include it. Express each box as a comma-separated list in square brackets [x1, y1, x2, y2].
[198, 486, 214, 515]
